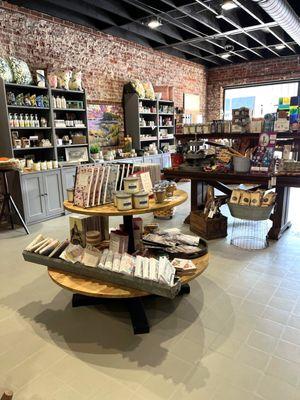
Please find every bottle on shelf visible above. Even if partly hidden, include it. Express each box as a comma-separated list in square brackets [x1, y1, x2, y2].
[56, 96, 62, 109]
[52, 96, 57, 108]
[29, 114, 35, 128]
[19, 114, 25, 128]
[34, 114, 40, 128]
[13, 113, 19, 128]
[8, 113, 14, 128]
[24, 114, 30, 128]
[61, 96, 67, 109]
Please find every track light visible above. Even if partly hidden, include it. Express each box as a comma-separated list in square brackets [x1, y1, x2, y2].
[221, 0, 238, 10]
[275, 44, 285, 50]
[147, 18, 162, 29]
[221, 53, 231, 59]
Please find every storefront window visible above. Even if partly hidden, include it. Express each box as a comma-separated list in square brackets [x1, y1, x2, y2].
[224, 82, 299, 120]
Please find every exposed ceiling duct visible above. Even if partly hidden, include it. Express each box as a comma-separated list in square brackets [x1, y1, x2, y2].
[252, 0, 300, 46]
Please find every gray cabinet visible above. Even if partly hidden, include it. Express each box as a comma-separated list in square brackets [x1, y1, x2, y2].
[61, 166, 77, 201]
[21, 173, 46, 224]
[44, 170, 64, 216]
[21, 169, 64, 224]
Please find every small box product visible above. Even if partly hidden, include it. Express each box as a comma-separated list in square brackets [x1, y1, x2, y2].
[123, 177, 140, 194]
[116, 192, 132, 211]
[133, 191, 149, 209]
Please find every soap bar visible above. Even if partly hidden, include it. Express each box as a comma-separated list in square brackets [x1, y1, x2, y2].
[98, 249, 109, 268]
[81, 248, 100, 268]
[134, 255, 143, 278]
[149, 258, 158, 281]
[142, 257, 150, 280]
[119, 253, 135, 275]
[103, 250, 114, 270]
[112, 252, 121, 272]
[25, 234, 44, 251]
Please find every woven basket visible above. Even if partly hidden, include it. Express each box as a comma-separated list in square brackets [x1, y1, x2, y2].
[228, 203, 274, 221]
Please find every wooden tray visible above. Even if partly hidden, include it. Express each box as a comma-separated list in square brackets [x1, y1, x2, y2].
[22, 251, 182, 299]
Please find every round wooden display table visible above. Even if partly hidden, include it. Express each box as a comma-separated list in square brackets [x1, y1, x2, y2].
[64, 189, 188, 254]
[48, 254, 209, 334]
[60, 189, 207, 334]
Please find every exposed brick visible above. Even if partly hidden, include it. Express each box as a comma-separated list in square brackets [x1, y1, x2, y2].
[0, 1, 207, 116]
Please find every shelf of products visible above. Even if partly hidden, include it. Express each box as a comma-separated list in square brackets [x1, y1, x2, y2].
[13, 146, 54, 150]
[5, 82, 48, 91]
[8, 105, 50, 110]
[53, 108, 85, 112]
[124, 92, 175, 150]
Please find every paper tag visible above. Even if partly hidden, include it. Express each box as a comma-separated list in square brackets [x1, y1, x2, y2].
[271, 176, 277, 187]
[208, 210, 214, 219]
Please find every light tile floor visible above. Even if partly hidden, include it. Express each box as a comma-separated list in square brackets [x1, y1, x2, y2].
[0, 183, 300, 400]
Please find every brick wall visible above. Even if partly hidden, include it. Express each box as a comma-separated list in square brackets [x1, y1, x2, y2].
[0, 1, 207, 114]
[207, 56, 300, 120]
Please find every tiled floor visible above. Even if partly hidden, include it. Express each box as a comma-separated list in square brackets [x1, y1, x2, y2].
[0, 183, 300, 400]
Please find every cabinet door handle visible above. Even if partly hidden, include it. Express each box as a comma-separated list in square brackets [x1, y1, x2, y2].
[40, 194, 44, 197]
[44, 193, 48, 196]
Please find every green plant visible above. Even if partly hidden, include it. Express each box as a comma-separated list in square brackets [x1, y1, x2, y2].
[90, 144, 100, 154]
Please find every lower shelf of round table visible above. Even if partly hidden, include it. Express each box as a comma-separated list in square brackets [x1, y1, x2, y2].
[48, 253, 209, 299]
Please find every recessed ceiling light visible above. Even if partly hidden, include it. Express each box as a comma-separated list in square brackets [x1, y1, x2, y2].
[275, 44, 285, 50]
[221, 0, 238, 10]
[147, 19, 162, 29]
[221, 53, 231, 59]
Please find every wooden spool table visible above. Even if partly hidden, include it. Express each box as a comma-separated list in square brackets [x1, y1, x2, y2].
[55, 189, 209, 334]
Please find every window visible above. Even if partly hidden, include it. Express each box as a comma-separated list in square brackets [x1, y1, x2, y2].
[224, 81, 299, 120]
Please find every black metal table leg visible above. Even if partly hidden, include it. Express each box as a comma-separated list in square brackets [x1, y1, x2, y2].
[178, 283, 191, 296]
[72, 293, 104, 308]
[126, 297, 150, 335]
[123, 215, 135, 254]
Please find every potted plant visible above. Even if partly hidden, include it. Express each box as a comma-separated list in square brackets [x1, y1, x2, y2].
[90, 143, 100, 160]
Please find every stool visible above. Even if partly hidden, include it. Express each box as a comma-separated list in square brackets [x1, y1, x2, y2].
[0, 169, 29, 234]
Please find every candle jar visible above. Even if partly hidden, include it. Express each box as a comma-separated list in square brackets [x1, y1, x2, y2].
[166, 182, 177, 197]
[52, 160, 58, 169]
[40, 161, 47, 170]
[33, 162, 41, 171]
[67, 188, 74, 202]
[26, 159, 33, 169]
[123, 177, 140, 194]
[133, 191, 149, 209]
[47, 161, 53, 169]
[153, 188, 166, 204]
[116, 192, 132, 211]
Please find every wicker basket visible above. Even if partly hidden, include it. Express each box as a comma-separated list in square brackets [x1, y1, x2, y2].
[228, 203, 274, 221]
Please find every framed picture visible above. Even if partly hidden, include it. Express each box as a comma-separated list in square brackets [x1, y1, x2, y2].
[87, 103, 123, 147]
[65, 146, 89, 162]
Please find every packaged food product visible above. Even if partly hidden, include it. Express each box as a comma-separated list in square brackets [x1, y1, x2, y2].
[69, 71, 82, 91]
[261, 192, 276, 207]
[9, 57, 33, 84]
[143, 81, 155, 100]
[57, 70, 72, 90]
[0, 57, 13, 82]
[239, 191, 251, 206]
[250, 191, 261, 207]
[230, 189, 241, 204]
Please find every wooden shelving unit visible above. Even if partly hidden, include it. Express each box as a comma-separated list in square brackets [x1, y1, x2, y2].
[0, 78, 90, 163]
[124, 92, 175, 150]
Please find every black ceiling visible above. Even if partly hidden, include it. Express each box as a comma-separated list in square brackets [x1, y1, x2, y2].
[7, 0, 300, 67]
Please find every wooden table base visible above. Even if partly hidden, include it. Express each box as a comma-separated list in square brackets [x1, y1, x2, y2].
[70, 283, 191, 335]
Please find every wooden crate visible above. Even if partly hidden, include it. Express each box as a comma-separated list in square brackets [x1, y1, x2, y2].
[22, 251, 181, 299]
[190, 211, 227, 240]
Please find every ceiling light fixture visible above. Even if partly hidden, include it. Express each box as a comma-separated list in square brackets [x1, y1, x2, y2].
[221, 53, 231, 59]
[147, 18, 162, 29]
[275, 44, 285, 50]
[221, 0, 238, 10]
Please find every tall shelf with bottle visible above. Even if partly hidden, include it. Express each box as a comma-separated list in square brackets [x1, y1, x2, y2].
[50, 88, 89, 163]
[124, 93, 175, 152]
[0, 78, 90, 164]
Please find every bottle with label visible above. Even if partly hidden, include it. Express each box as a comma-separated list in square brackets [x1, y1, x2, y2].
[24, 114, 30, 127]
[34, 114, 40, 128]
[61, 96, 67, 109]
[19, 114, 25, 128]
[13, 113, 19, 128]
[52, 96, 57, 108]
[8, 113, 14, 128]
[29, 114, 35, 127]
[56, 96, 62, 108]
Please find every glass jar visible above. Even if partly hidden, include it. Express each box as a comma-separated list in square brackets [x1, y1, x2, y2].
[116, 192, 132, 211]
[123, 177, 140, 194]
[133, 191, 149, 209]
[153, 188, 166, 203]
